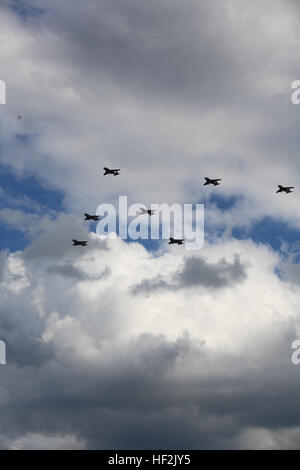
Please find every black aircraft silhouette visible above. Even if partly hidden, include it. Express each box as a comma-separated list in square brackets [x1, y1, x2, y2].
[84, 213, 99, 221]
[72, 239, 88, 247]
[204, 177, 222, 186]
[276, 185, 294, 194]
[103, 167, 120, 176]
[169, 237, 184, 245]
[138, 208, 156, 216]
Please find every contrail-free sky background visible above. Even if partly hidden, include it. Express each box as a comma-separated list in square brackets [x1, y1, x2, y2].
[1, 0, 300, 450]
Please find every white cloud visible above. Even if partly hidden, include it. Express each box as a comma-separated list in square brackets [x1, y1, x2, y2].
[1, 0, 300, 227]
[8, 433, 86, 450]
[0, 229, 299, 448]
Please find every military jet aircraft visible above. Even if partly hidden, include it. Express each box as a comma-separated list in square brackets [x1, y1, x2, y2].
[103, 167, 120, 176]
[84, 213, 100, 221]
[276, 185, 294, 194]
[138, 208, 156, 216]
[204, 177, 222, 186]
[72, 239, 88, 247]
[169, 237, 184, 245]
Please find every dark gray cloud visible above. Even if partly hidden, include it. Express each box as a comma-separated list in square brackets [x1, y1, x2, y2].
[131, 277, 171, 295]
[0, 297, 53, 368]
[0, 328, 299, 450]
[38, 0, 244, 109]
[47, 263, 110, 281]
[176, 254, 247, 288]
[12, 0, 285, 117]
[132, 254, 247, 294]
[23, 214, 108, 260]
[279, 263, 300, 286]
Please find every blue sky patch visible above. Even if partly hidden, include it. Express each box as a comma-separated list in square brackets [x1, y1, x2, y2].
[207, 193, 243, 211]
[0, 224, 29, 252]
[232, 216, 300, 252]
[0, 163, 65, 213]
[0, 163, 65, 251]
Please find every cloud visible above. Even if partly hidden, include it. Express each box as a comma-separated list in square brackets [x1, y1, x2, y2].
[0, 250, 8, 282]
[235, 426, 300, 450]
[5, 433, 86, 450]
[1, 0, 300, 229]
[0, 208, 55, 237]
[176, 254, 247, 288]
[47, 263, 110, 281]
[23, 213, 108, 260]
[0, 233, 299, 448]
[132, 254, 247, 294]
[277, 242, 300, 286]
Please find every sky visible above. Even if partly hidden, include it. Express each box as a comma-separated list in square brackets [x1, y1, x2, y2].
[1, 0, 300, 450]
